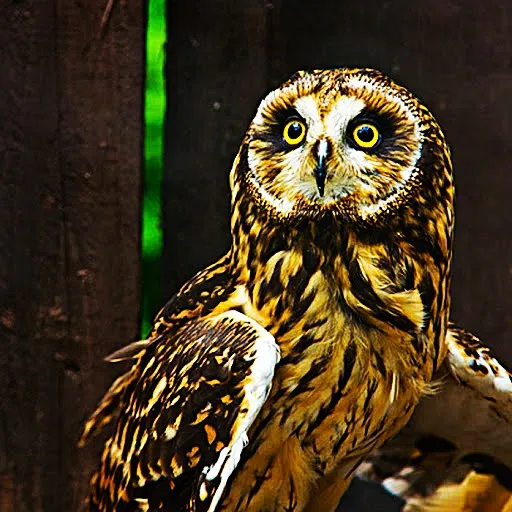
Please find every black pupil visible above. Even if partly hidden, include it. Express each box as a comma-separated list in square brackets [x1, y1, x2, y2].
[288, 121, 303, 140]
[357, 125, 375, 142]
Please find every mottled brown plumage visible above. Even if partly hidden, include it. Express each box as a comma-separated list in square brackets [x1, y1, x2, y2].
[81, 68, 455, 511]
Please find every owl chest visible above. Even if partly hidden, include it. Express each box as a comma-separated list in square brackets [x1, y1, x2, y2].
[239, 258, 426, 467]
[269, 338, 415, 472]
[227, 288, 425, 508]
[302, 374, 416, 477]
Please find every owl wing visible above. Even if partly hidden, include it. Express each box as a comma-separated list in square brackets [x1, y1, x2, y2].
[81, 310, 280, 512]
[356, 325, 512, 510]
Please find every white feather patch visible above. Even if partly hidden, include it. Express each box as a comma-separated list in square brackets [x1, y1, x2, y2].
[203, 311, 280, 512]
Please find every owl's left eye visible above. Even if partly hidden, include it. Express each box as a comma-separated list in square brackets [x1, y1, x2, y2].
[351, 123, 381, 149]
[283, 119, 307, 146]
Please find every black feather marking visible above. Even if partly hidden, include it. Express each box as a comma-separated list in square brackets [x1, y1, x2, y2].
[259, 231, 290, 264]
[306, 342, 357, 436]
[287, 266, 310, 303]
[302, 246, 321, 274]
[348, 260, 416, 334]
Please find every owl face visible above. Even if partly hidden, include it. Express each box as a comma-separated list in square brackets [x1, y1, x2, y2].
[237, 69, 448, 225]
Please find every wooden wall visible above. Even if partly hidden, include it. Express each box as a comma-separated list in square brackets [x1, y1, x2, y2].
[0, 2, 144, 510]
[2, 0, 512, 510]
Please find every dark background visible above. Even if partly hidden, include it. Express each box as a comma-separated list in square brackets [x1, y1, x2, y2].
[2, 1, 512, 510]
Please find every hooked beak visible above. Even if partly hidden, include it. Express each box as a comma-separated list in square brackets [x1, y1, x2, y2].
[314, 140, 328, 197]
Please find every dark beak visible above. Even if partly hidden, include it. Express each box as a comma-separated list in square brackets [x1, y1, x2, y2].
[315, 152, 327, 197]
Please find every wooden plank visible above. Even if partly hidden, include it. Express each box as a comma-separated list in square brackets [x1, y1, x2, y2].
[163, 0, 272, 297]
[0, 1, 144, 510]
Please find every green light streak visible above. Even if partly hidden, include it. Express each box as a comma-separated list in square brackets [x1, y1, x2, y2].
[142, 0, 166, 336]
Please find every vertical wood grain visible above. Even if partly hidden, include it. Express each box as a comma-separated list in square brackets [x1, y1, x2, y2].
[163, 0, 277, 297]
[0, 2, 144, 510]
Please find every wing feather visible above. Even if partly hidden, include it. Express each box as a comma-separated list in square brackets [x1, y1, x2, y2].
[79, 338, 163, 446]
[79, 365, 140, 446]
[83, 310, 279, 512]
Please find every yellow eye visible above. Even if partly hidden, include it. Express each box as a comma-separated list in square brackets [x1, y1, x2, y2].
[283, 119, 306, 146]
[352, 123, 380, 149]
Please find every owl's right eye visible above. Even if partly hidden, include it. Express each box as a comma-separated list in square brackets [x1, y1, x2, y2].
[283, 119, 307, 146]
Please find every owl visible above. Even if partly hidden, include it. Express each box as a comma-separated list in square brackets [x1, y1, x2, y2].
[80, 68, 457, 511]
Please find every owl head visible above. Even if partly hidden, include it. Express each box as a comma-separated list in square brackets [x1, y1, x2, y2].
[232, 68, 453, 228]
